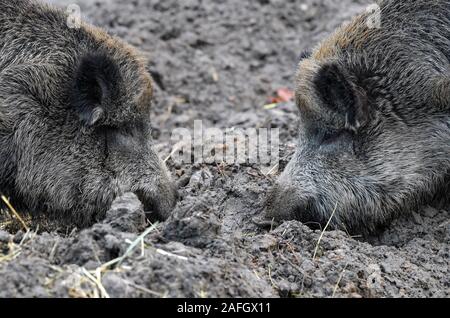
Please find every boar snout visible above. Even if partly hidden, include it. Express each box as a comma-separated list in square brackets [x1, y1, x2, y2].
[265, 167, 319, 227]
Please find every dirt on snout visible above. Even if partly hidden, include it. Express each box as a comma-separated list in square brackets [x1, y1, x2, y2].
[0, 0, 448, 298]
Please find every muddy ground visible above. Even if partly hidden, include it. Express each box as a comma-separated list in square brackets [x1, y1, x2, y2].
[0, 0, 448, 298]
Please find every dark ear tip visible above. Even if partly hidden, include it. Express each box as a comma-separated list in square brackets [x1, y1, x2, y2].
[79, 106, 104, 126]
[313, 61, 369, 130]
[75, 52, 120, 88]
[78, 52, 115, 70]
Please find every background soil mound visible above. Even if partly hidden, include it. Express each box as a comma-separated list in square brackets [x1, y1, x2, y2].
[0, 0, 448, 298]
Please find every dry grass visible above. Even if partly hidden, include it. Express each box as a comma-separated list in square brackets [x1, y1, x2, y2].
[76, 223, 163, 298]
[263, 163, 279, 177]
[126, 281, 168, 297]
[267, 264, 278, 290]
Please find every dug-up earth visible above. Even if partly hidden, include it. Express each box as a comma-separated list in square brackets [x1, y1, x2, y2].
[0, 0, 448, 298]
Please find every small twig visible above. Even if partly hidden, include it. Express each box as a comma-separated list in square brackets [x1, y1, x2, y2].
[68, 227, 78, 237]
[164, 147, 178, 163]
[270, 218, 276, 232]
[19, 229, 32, 246]
[0, 249, 21, 263]
[1, 195, 29, 232]
[82, 267, 110, 298]
[140, 238, 145, 257]
[117, 223, 159, 266]
[161, 96, 185, 124]
[96, 223, 160, 272]
[262, 155, 291, 178]
[312, 202, 338, 261]
[161, 102, 174, 124]
[197, 290, 208, 298]
[264, 163, 279, 177]
[49, 239, 60, 262]
[164, 143, 185, 163]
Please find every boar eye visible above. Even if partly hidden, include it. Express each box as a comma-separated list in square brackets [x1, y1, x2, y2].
[71, 53, 121, 127]
[298, 50, 312, 61]
[321, 130, 340, 144]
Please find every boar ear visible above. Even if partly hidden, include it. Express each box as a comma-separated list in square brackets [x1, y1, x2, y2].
[71, 53, 121, 126]
[313, 62, 368, 131]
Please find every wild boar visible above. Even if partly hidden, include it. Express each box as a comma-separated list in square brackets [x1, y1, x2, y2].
[265, 0, 450, 234]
